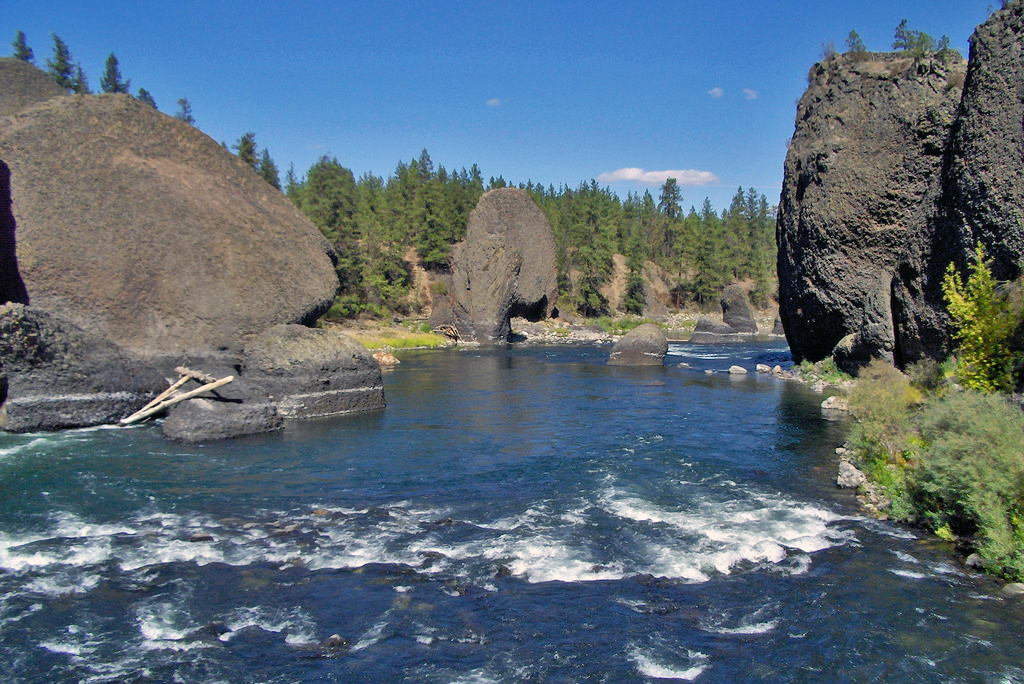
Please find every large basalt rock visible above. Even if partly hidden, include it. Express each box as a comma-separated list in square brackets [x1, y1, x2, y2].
[779, 7, 1024, 369]
[777, 50, 966, 364]
[243, 324, 385, 418]
[608, 323, 668, 366]
[0, 73, 338, 355]
[433, 188, 558, 344]
[0, 303, 162, 431]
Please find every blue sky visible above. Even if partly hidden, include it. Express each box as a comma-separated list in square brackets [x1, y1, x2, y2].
[4, 1, 996, 212]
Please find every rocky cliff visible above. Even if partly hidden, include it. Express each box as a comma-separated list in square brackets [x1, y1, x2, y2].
[778, 5, 1024, 369]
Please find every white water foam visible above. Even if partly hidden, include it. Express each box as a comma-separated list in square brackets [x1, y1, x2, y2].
[600, 483, 849, 580]
[630, 647, 708, 680]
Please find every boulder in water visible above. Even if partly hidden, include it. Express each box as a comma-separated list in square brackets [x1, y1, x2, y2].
[162, 397, 282, 443]
[607, 324, 668, 366]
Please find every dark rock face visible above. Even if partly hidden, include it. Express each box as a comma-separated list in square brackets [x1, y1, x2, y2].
[243, 325, 385, 419]
[608, 324, 668, 366]
[777, 51, 966, 364]
[945, 4, 1024, 281]
[0, 83, 337, 355]
[162, 399, 282, 444]
[434, 189, 558, 344]
[0, 159, 28, 306]
[0, 303, 162, 431]
[779, 7, 1024, 368]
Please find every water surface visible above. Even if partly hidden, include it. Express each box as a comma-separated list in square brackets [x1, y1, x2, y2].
[1, 342, 1021, 683]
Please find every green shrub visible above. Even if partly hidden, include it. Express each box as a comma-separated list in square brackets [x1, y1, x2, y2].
[797, 357, 852, 385]
[943, 244, 1021, 392]
[912, 390, 1024, 579]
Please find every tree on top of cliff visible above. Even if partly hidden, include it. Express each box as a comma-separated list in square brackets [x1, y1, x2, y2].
[100, 53, 130, 94]
[892, 19, 950, 58]
[174, 97, 195, 125]
[46, 34, 75, 92]
[11, 31, 33, 63]
[845, 30, 866, 56]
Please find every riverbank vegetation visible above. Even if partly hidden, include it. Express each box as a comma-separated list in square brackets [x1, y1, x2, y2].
[846, 247, 1024, 579]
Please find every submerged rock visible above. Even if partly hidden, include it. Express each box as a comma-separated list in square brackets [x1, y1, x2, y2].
[432, 188, 558, 344]
[607, 323, 668, 366]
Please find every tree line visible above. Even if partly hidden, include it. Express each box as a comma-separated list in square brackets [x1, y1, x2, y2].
[10, 31, 195, 122]
[284, 148, 776, 320]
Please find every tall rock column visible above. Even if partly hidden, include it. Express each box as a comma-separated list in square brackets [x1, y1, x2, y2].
[776, 51, 966, 364]
[432, 188, 558, 344]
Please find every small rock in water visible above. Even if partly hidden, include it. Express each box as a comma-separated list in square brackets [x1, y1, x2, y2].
[321, 634, 350, 649]
[373, 350, 400, 366]
[756, 363, 771, 373]
[964, 553, 985, 570]
[837, 460, 866, 489]
[188, 533, 215, 543]
[821, 395, 849, 411]
[728, 365, 747, 375]
[1001, 583, 1024, 597]
[704, 369, 714, 375]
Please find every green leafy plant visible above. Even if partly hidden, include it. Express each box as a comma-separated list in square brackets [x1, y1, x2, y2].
[942, 244, 1020, 392]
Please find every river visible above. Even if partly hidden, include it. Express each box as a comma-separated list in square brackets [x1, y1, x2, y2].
[1, 342, 1021, 683]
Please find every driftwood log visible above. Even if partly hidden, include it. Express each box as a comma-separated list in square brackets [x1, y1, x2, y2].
[120, 367, 233, 425]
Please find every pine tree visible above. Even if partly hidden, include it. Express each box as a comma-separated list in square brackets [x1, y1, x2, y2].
[233, 132, 258, 170]
[258, 148, 280, 189]
[46, 34, 75, 92]
[175, 97, 195, 125]
[12, 31, 33, 63]
[100, 53, 131, 94]
[72, 64, 89, 94]
[845, 29, 867, 55]
[136, 88, 157, 109]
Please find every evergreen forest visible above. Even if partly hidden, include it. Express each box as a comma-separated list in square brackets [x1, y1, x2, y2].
[285, 149, 777, 321]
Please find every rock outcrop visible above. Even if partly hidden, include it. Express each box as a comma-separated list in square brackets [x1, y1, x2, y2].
[0, 68, 338, 356]
[690, 285, 760, 343]
[0, 303, 162, 431]
[162, 399, 283, 444]
[432, 188, 558, 343]
[778, 6, 1024, 369]
[242, 325, 384, 419]
[607, 323, 668, 366]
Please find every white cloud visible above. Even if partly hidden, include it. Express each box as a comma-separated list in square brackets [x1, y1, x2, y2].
[486, 98, 502, 107]
[707, 87, 724, 98]
[596, 167, 719, 187]
[743, 88, 759, 100]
